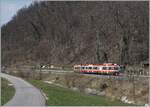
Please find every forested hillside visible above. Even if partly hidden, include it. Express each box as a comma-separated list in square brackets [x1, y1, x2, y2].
[1, 1, 149, 66]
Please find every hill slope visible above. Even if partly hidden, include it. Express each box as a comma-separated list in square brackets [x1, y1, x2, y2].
[1, 1, 149, 66]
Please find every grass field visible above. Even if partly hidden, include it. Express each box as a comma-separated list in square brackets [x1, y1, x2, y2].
[1, 78, 15, 105]
[28, 79, 133, 106]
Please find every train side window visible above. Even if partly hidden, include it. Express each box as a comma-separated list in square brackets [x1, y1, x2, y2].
[102, 67, 107, 70]
[108, 67, 112, 70]
[89, 67, 92, 69]
[86, 67, 88, 69]
[93, 67, 98, 69]
[81, 67, 85, 69]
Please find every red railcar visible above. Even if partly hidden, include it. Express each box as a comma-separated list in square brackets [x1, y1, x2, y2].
[74, 63, 121, 75]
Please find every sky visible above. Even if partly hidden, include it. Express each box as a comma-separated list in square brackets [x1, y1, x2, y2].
[0, 0, 35, 26]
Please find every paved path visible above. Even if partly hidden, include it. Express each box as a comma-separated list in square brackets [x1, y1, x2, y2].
[1, 73, 45, 106]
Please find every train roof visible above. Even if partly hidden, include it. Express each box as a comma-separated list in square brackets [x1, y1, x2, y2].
[74, 63, 119, 67]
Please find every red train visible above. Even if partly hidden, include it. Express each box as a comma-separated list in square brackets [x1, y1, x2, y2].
[74, 63, 121, 75]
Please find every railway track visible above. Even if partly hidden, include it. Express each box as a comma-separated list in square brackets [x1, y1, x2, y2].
[38, 69, 149, 79]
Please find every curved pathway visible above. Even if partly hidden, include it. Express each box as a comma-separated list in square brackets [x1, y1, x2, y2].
[1, 73, 45, 106]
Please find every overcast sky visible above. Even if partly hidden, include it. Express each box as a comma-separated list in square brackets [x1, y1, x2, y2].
[0, 0, 35, 27]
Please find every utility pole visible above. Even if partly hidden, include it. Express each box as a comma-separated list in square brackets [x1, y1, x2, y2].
[130, 69, 135, 103]
[133, 75, 135, 103]
[39, 64, 42, 80]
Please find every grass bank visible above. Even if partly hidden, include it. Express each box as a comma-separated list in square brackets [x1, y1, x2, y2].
[1, 78, 15, 105]
[28, 79, 132, 106]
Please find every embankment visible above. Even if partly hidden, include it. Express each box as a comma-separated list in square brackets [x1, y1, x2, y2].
[44, 73, 149, 105]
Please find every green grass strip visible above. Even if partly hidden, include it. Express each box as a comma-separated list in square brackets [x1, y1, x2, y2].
[1, 78, 15, 105]
[28, 79, 133, 106]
